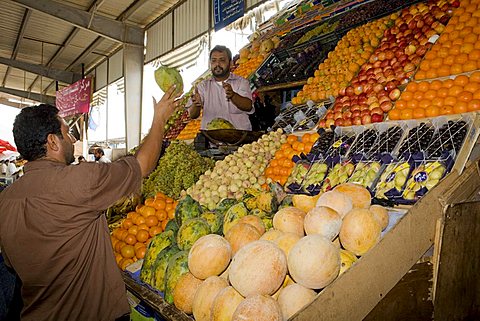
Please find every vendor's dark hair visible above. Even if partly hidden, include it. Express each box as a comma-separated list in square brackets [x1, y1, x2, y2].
[13, 104, 62, 161]
[210, 45, 232, 62]
[96, 148, 105, 156]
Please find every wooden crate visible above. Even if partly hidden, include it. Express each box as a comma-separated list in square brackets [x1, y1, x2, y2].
[291, 160, 480, 321]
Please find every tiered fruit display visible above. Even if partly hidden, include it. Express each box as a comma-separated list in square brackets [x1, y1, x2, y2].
[110, 192, 177, 270]
[388, 73, 480, 120]
[176, 119, 201, 140]
[187, 130, 286, 210]
[349, 161, 382, 187]
[429, 119, 468, 157]
[264, 133, 318, 186]
[318, 1, 455, 127]
[348, 128, 379, 156]
[403, 161, 447, 200]
[397, 122, 435, 156]
[292, 17, 391, 104]
[234, 38, 279, 78]
[294, 21, 339, 45]
[142, 141, 215, 200]
[321, 161, 356, 191]
[160, 184, 391, 320]
[163, 109, 190, 140]
[374, 161, 411, 199]
[368, 125, 404, 155]
[415, 0, 477, 80]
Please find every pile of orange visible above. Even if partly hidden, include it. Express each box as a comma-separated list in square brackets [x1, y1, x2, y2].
[291, 16, 392, 105]
[416, 1, 480, 80]
[264, 132, 319, 186]
[110, 192, 178, 270]
[233, 55, 266, 79]
[177, 119, 201, 140]
[389, 73, 480, 120]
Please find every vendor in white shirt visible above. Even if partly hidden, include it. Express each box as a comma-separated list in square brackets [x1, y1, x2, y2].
[1, 161, 7, 175]
[94, 148, 111, 163]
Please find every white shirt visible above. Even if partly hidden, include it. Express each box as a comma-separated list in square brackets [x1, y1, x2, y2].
[1, 163, 7, 175]
[98, 156, 111, 163]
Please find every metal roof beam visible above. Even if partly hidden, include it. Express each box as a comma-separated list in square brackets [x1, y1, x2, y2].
[2, 8, 31, 87]
[0, 87, 55, 105]
[0, 57, 81, 84]
[118, 0, 149, 22]
[11, 0, 144, 46]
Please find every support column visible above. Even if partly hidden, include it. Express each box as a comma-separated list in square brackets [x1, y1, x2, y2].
[123, 43, 144, 151]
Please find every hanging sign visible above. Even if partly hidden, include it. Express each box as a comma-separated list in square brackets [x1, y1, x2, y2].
[213, 0, 245, 31]
[56, 77, 92, 117]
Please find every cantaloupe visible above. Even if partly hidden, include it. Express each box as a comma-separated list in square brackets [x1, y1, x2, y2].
[225, 223, 261, 255]
[369, 205, 389, 231]
[219, 263, 230, 281]
[192, 276, 229, 321]
[232, 295, 282, 321]
[188, 234, 232, 280]
[316, 191, 353, 218]
[272, 275, 295, 300]
[172, 272, 203, 314]
[339, 249, 358, 276]
[304, 206, 342, 241]
[334, 183, 372, 208]
[292, 194, 320, 213]
[260, 229, 284, 241]
[277, 283, 316, 320]
[238, 215, 266, 235]
[229, 240, 287, 297]
[340, 208, 381, 256]
[211, 286, 244, 321]
[272, 207, 305, 237]
[332, 237, 341, 249]
[288, 234, 340, 289]
[273, 233, 301, 257]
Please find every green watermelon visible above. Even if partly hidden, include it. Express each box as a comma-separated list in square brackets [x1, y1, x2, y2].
[200, 211, 223, 235]
[176, 217, 211, 251]
[175, 195, 203, 227]
[151, 244, 180, 292]
[222, 202, 248, 235]
[164, 220, 179, 239]
[215, 198, 237, 215]
[140, 230, 175, 286]
[164, 250, 189, 303]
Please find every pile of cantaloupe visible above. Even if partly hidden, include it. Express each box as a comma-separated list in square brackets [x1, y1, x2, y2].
[172, 183, 388, 320]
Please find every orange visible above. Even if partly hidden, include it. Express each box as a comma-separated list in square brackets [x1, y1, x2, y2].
[121, 245, 135, 259]
[115, 241, 126, 253]
[454, 75, 470, 87]
[401, 91, 413, 101]
[443, 79, 454, 88]
[296, 142, 305, 152]
[413, 108, 426, 119]
[395, 100, 407, 109]
[453, 102, 468, 114]
[450, 64, 464, 75]
[145, 215, 159, 227]
[400, 108, 413, 120]
[464, 33, 478, 44]
[462, 61, 477, 72]
[153, 199, 166, 210]
[419, 99, 431, 109]
[425, 69, 439, 79]
[419, 60, 430, 71]
[124, 233, 137, 245]
[134, 215, 145, 226]
[156, 209, 167, 221]
[437, 66, 451, 77]
[137, 223, 149, 231]
[144, 198, 155, 207]
[270, 159, 279, 167]
[471, 71, 480, 83]
[448, 44, 462, 56]
[468, 99, 480, 111]
[430, 80, 443, 91]
[122, 218, 134, 230]
[165, 203, 173, 212]
[458, 91, 474, 102]
[425, 106, 441, 118]
[469, 49, 480, 60]
[415, 70, 426, 80]
[431, 97, 444, 107]
[443, 55, 455, 66]
[448, 85, 464, 97]
[115, 253, 123, 265]
[454, 53, 469, 65]
[120, 258, 134, 270]
[265, 167, 274, 176]
[417, 82, 430, 92]
[151, 225, 164, 237]
[287, 135, 298, 144]
[388, 109, 401, 120]
[464, 82, 479, 93]
[141, 206, 156, 218]
[135, 246, 147, 260]
[437, 87, 449, 98]
[127, 211, 138, 220]
[167, 208, 175, 220]
[424, 90, 437, 101]
[155, 192, 166, 199]
[406, 82, 418, 92]
[301, 133, 311, 143]
[407, 99, 419, 109]
[127, 225, 138, 236]
[444, 96, 457, 106]
[136, 229, 149, 243]
[441, 106, 454, 115]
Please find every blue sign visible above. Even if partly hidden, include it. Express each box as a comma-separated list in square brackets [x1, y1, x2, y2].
[213, 0, 245, 31]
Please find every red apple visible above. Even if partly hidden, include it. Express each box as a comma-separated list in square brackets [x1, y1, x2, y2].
[361, 114, 372, 125]
[367, 95, 379, 105]
[334, 119, 344, 127]
[378, 95, 391, 105]
[353, 85, 363, 95]
[345, 86, 355, 97]
[371, 113, 384, 123]
[361, 110, 371, 117]
[385, 80, 399, 92]
[373, 83, 384, 93]
[318, 119, 326, 128]
[343, 111, 352, 119]
[326, 112, 334, 120]
[352, 116, 362, 125]
[405, 44, 417, 55]
[343, 118, 353, 127]
[369, 102, 380, 110]
[352, 110, 361, 118]
[403, 63, 415, 72]
[380, 101, 394, 112]
[360, 104, 370, 111]
[325, 119, 335, 128]
[334, 112, 343, 120]
[371, 107, 384, 115]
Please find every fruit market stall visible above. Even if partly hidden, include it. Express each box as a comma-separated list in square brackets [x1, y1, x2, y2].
[107, 0, 480, 320]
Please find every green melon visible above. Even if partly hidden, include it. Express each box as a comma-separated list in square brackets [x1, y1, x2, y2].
[215, 198, 237, 215]
[175, 195, 203, 227]
[164, 251, 189, 304]
[140, 230, 175, 286]
[152, 244, 180, 292]
[177, 218, 211, 251]
[154, 66, 183, 95]
[223, 202, 248, 235]
[164, 220, 179, 239]
[200, 211, 223, 235]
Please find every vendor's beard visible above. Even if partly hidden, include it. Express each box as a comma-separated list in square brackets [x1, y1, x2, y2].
[212, 66, 229, 78]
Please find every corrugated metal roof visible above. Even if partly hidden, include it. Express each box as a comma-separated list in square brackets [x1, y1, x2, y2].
[128, 0, 181, 27]
[98, 0, 136, 19]
[173, 0, 209, 47]
[0, 3, 27, 57]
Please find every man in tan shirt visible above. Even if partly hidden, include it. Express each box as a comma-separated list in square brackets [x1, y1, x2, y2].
[0, 86, 180, 320]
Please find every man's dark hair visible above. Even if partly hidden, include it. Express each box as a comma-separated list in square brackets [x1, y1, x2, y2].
[210, 45, 232, 62]
[96, 148, 105, 156]
[13, 104, 62, 161]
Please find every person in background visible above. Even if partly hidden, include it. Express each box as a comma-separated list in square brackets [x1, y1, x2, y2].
[77, 155, 86, 163]
[6, 160, 18, 177]
[0, 85, 181, 321]
[1, 161, 6, 175]
[188, 45, 254, 130]
[94, 148, 111, 163]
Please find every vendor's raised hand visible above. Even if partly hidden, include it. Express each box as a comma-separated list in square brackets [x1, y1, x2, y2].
[223, 82, 234, 100]
[192, 87, 203, 108]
